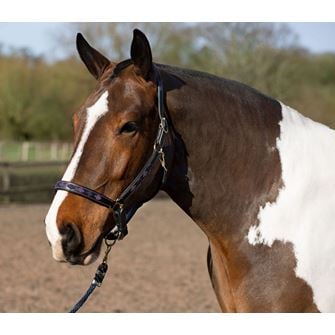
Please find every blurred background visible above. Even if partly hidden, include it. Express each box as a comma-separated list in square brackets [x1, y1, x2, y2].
[0, 22, 335, 203]
[0, 22, 334, 312]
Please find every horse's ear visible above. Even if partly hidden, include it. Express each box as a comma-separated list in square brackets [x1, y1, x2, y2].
[76, 33, 110, 80]
[130, 29, 153, 79]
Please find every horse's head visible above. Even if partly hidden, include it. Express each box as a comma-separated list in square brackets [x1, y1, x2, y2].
[45, 29, 170, 265]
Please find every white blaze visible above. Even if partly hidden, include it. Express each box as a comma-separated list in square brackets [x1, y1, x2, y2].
[45, 91, 109, 260]
[247, 102, 335, 312]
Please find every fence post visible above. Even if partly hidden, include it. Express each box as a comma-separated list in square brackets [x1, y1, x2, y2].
[60, 143, 71, 161]
[21, 142, 30, 161]
[61, 143, 66, 161]
[51, 142, 58, 161]
[2, 165, 10, 203]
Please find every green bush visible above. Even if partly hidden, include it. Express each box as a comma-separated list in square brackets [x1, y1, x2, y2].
[0, 23, 335, 141]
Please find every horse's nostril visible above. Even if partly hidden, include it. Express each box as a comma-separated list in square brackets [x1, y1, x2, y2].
[62, 223, 82, 256]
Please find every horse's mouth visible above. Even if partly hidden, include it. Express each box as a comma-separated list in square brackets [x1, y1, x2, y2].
[67, 236, 103, 266]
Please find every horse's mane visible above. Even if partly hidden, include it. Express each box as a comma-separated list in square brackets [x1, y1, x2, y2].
[155, 63, 278, 106]
[111, 58, 278, 107]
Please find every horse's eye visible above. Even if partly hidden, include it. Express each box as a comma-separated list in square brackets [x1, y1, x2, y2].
[120, 121, 138, 134]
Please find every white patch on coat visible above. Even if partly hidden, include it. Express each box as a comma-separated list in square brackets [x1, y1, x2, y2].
[45, 91, 109, 260]
[247, 102, 335, 312]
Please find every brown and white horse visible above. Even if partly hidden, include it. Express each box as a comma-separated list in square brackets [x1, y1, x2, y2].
[45, 29, 335, 312]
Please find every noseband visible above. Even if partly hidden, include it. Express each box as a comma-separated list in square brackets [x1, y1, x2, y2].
[54, 68, 171, 241]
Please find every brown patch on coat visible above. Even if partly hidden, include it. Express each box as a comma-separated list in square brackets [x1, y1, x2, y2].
[160, 64, 319, 312]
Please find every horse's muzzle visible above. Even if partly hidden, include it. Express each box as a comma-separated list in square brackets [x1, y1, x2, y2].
[61, 223, 82, 257]
[60, 225, 102, 265]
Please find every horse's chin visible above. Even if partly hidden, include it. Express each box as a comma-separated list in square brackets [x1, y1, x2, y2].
[68, 236, 103, 266]
[82, 251, 100, 265]
[68, 249, 100, 266]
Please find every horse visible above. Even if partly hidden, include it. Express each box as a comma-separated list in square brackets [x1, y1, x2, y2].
[45, 29, 335, 312]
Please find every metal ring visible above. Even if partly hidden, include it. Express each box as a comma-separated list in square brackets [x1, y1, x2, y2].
[160, 117, 168, 133]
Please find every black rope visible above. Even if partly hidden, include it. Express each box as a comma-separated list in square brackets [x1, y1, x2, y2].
[69, 281, 98, 313]
[69, 260, 109, 313]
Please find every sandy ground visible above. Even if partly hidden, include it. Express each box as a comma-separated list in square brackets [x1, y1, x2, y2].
[0, 199, 220, 312]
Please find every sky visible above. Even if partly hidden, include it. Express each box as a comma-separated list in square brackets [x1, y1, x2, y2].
[0, 22, 334, 61]
[0, 23, 65, 60]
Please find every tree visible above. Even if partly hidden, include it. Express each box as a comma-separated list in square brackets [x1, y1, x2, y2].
[1, 23, 334, 141]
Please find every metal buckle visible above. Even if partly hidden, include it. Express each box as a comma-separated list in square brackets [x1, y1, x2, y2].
[160, 117, 168, 134]
[104, 202, 128, 241]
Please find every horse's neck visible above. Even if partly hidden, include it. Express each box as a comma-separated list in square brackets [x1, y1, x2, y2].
[162, 72, 283, 239]
[160, 68, 335, 312]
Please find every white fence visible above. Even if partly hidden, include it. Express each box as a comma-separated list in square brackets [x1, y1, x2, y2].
[0, 141, 72, 162]
[0, 161, 68, 203]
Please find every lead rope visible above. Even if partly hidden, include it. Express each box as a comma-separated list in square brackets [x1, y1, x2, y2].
[69, 237, 118, 313]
